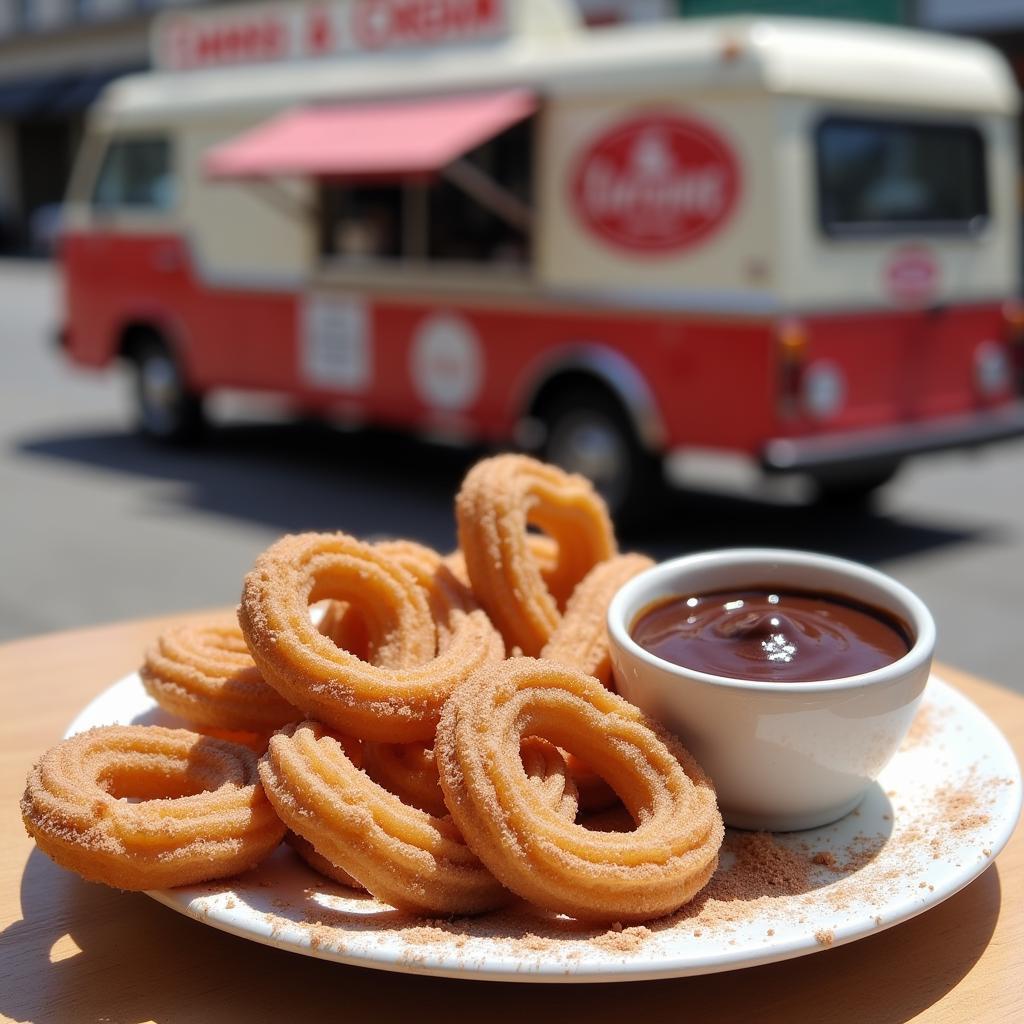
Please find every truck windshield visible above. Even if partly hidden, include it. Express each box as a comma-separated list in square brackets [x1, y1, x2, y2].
[816, 116, 988, 236]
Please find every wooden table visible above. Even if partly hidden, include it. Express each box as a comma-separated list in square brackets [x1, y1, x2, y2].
[0, 611, 1021, 1024]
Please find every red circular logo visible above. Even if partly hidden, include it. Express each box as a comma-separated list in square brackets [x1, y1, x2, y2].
[884, 246, 940, 306]
[570, 113, 740, 254]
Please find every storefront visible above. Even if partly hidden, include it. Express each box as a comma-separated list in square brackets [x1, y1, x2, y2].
[0, 0, 681, 254]
[0, 1, 163, 251]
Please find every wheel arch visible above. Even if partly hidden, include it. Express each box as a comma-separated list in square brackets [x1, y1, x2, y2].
[116, 318, 171, 362]
[114, 316, 202, 394]
[517, 345, 667, 452]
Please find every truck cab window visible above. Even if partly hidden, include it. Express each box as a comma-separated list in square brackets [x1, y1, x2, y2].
[93, 137, 175, 211]
[816, 117, 987, 237]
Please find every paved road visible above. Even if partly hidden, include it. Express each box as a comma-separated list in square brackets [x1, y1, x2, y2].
[3, 260, 1024, 691]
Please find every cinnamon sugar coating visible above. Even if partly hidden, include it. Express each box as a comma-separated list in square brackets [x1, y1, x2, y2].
[362, 740, 449, 817]
[364, 735, 579, 822]
[260, 722, 578, 916]
[455, 455, 616, 656]
[435, 658, 724, 923]
[541, 552, 655, 811]
[21, 725, 284, 890]
[286, 830, 364, 890]
[238, 532, 504, 742]
[262, 721, 504, 914]
[140, 617, 301, 732]
[541, 553, 654, 687]
[315, 599, 371, 662]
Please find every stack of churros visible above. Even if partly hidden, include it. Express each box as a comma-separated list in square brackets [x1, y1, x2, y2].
[21, 455, 723, 923]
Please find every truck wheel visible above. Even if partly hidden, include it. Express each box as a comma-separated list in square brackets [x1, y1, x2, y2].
[812, 461, 902, 507]
[539, 386, 663, 528]
[131, 335, 205, 443]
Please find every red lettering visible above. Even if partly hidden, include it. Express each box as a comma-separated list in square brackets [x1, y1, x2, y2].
[306, 7, 335, 55]
[162, 0, 504, 69]
[352, 0, 504, 50]
[186, 16, 286, 68]
[165, 18, 197, 70]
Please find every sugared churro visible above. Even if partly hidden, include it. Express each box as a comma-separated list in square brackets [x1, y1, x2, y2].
[140, 617, 300, 732]
[541, 553, 655, 687]
[239, 532, 503, 742]
[455, 455, 616, 656]
[435, 657, 723, 923]
[21, 725, 284, 890]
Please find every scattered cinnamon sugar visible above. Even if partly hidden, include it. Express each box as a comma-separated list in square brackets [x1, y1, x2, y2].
[708, 831, 812, 901]
[901, 704, 936, 749]
[834, 832, 887, 874]
[400, 925, 470, 948]
[814, 929, 834, 946]
[591, 926, 652, 953]
[812, 851, 836, 867]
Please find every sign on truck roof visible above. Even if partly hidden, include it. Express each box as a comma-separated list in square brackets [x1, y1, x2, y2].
[151, 0, 578, 71]
[94, 0, 1016, 126]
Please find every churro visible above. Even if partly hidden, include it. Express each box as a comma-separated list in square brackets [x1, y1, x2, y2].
[455, 455, 616, 656]
[21, 725, 284, 890]
[239, 532, 502, 742]
[140, 617, 299, 732]
[435, 658, 723, 922]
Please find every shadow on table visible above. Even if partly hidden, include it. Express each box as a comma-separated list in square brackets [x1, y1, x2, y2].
[0, 845, 1003, 1024]
[17, 422, 989, 564]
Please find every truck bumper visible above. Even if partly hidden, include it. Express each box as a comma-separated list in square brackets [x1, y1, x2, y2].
[761, 402, 1024, 474]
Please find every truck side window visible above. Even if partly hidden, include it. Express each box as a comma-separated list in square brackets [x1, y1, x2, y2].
[92, 137, 175, 211]
[429, 119, 532, 265]
[816, 117, 987, 237]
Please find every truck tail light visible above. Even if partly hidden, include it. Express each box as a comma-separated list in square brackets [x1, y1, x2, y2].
[1003, 300, 1024, 391]
[776, 318, 807, 418]
[1002, 299, 1024, 337]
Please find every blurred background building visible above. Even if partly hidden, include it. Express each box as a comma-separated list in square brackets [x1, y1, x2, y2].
[0, 0, 663, 253]
[2, 0, 1024, 255]
[0, 0, 201, 253]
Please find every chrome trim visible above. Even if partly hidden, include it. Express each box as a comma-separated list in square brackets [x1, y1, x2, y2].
[761, 402, 1024, 473]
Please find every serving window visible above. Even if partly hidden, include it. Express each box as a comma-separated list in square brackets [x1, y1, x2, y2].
[318, 118, 533, 270]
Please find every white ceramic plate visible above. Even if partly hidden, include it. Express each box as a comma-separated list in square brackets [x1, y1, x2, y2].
[65, 673, 1021, 983]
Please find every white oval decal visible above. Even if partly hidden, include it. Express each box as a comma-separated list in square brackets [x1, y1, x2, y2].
[410, 313, 483, 411]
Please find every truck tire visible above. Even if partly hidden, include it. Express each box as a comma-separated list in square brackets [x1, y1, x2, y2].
[130, 334, 205, 443]
[812, 461, 902, 507]
[538, 385, 663, 529]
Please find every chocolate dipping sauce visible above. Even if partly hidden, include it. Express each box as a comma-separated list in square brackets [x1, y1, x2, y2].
[631, 587, 912, 683]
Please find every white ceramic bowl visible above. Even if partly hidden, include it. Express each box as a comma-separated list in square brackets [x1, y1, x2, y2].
[608, 549, 935, 831]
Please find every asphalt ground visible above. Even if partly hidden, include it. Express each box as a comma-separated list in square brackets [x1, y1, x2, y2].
[3, 259, 1024, 693]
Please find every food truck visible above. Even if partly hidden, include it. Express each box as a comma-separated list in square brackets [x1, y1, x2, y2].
[58, 0, 1024, 517]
